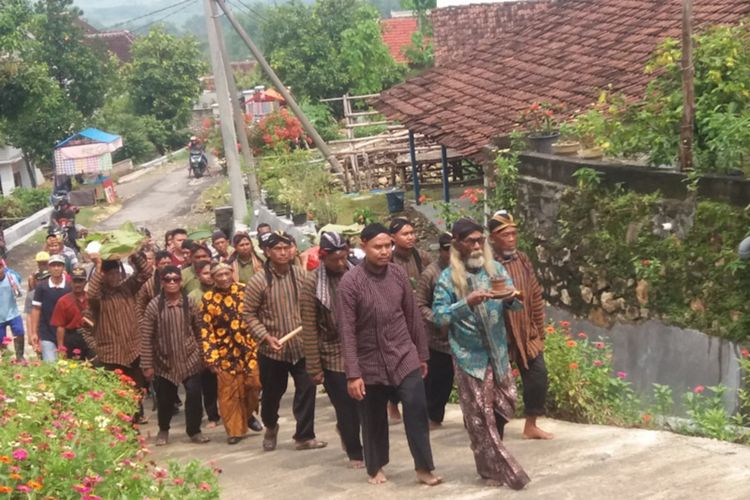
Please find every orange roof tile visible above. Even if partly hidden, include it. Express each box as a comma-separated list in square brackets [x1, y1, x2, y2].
[381, 17, 420, 63]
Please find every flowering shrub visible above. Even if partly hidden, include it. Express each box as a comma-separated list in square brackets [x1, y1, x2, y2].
[249, 108, 309, 153]
[0, 351, 219, 498]
[430, 188, 486, 229]
[536, 321, 639, 426]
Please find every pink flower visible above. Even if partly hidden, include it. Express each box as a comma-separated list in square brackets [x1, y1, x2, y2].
[73, 484, 92, 494]
[173, 478, 185, 485]
[62, 451, 76, 459]
[593, 360, 604, 367]
[87, 391, 104, 400]
[594, 342, 605, 349]
[16, 485, 31, 493]
[73, 348, 81, 355]
[694, 385, 705, 394]
[616, 371, 627, 379]
[199, 482, 212, 491]
[1, 337, 11, 345]
[12, 448, 28, 461]
[577, 332, 588, 339]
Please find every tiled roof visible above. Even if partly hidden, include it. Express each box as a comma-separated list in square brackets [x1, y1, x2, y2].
[86, 30, 136, 63]
[374, 0, 750, 157]
[381, 17, 420, 63]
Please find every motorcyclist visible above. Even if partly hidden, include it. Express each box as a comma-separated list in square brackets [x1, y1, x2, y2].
[187, 135, 208, 178]
[50, 191, 80, 251]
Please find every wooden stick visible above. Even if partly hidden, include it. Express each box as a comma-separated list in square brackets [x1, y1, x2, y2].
[278, 326, 302, 346]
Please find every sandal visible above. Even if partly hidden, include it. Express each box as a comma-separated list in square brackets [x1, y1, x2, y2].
[263, 425, 279, 452]
[190, 433, 210, 444]
[295, 439, 328, 451]
[155, 431, 168, 446]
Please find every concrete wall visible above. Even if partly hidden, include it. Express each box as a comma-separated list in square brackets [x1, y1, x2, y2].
[547, 306, 743, 414]
[4, 207, 52, 251]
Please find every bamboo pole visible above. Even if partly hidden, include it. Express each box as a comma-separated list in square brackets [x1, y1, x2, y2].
[678, 0, 694, 172]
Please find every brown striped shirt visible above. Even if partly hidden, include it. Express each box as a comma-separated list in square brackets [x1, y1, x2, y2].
[140, 294, 203, 385]
[498, 251, 545, 368]
[136, 275, 159, 322]
[415, 260, 451, 354]
[392, 248, 432, 287]
[301, 268, 344, 375]
[337, 262, 428, 386]
[87, 253, 152, 365]
[243, 264, 306, 363]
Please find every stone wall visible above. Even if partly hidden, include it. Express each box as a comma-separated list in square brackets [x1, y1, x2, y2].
[431, 1, 556, 66]
[508, 153, 750, 412]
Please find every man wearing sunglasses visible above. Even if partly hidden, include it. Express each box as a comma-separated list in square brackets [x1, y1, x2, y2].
[141, 266, 209, 446]
[432, 218, 529, 490]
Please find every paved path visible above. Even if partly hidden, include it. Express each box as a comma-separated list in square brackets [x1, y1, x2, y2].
[145, 387, 750, 500]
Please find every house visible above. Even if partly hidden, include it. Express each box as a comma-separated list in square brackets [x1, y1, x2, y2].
[374, 0, 750, 159]
[76, 18, 135, 64]
[0, 146, 45, 195]
[381, 12, 421, 64]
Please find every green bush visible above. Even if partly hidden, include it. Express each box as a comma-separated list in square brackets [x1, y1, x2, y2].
[0, 187, 52, 219]
[0, 352, 219, 497]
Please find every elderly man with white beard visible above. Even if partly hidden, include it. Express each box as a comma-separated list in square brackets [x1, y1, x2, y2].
[432, 218, 530, 490]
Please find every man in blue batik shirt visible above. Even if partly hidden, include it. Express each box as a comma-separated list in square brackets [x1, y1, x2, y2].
[432, 218, 530, 490]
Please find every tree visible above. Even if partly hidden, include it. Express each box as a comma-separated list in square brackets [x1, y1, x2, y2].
[260, 0, 404, 102]
[33, 0, 114, 117]
[125, 26, 206, 151]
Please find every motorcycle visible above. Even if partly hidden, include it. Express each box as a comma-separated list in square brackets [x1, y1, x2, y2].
[189, 147, 207, 178]
[49, 191, 80, 251]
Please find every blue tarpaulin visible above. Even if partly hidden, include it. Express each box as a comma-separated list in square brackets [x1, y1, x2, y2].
[55, 128, 121, 149]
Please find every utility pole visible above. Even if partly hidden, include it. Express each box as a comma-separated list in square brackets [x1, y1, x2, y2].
[679, 0, 694, 171]
[214, 0, 346, 182]
[211, 0, 260, 202]
[203, 0, 248, 226]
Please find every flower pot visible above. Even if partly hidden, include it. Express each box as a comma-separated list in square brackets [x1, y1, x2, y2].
[577, 146, 603, 159]
[528, 132, 561, 154]
[292, 212, 308, 226]
[551, 140, 580, 156]
[385, 190, 405, 213]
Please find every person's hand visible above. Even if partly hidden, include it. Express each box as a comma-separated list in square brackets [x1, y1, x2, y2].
[29, 334, 40, 353]
[466, 290, 494, 307]
[143, 368, 155, 381]
[420, 362, 428, 379]
[90, 253, 102, 270]
[347, 378, 366, 400]
[265, 336, 283, 352]
[311, 372, 324, 385]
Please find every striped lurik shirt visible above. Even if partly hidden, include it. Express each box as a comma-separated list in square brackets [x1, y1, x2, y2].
[392, 248, 432, 287]
[87, 253, 152, 365]
[498, 251, 546, 369]
[300, 268, 344, 375]
[136, 275, 159, 323]
[415, 260, 451, 354]
[243, 264, 306, 363]
[140, 294, 203, 385]
[337, 262, 428, 386]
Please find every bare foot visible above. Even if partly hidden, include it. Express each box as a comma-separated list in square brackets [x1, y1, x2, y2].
[206, 421, 217, 429]
[523, 425, 554, 440]
[368, 469, 387, 484]
[429, 420, 442, 430]
[387, 402, 402, 424]
[485, 478, 503, 487]
[416, 469, 442, 486]
[349, 460, 365, 469]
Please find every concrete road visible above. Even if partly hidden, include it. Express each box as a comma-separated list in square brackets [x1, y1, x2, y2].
[145, 388, 750, 500]
[99, 162, 219, 232]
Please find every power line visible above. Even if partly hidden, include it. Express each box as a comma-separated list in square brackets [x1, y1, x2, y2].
[228, 0, 270, 26]
[130, 0, 198, 33]
[106, 0, 195, 30]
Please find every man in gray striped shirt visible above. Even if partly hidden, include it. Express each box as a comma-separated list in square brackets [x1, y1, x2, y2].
[141, 266, 209, 446]
[243, 231, 326, 452]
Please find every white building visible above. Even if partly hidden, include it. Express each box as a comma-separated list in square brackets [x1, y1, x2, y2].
[0, 146, 45, 194]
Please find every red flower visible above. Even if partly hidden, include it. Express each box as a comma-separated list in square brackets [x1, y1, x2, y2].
[569, 362, 578, 369]
[741, 348, 749, 358]
[593, 360, 604, 367]
[616, 371, 628, 379]
[693, 385, 705, 394]
[642, 414, 652, 424]
[530, 103, 541, 111]
[594, 342, 605, 349]
[560, 321, 571, 328]
[577, 332, 588, 339]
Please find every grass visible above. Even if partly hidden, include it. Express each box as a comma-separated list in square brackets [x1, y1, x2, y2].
[338, 192, 390, 225]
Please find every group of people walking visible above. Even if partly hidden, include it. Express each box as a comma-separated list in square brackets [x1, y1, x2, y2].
[0, 210, 553, 489]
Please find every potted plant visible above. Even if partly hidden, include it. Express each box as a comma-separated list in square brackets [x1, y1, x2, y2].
[573, 108, 608, 159]
[519, 102, 561, 154]
[552, 122, 580, 156]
